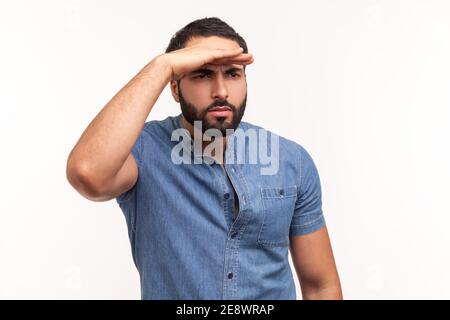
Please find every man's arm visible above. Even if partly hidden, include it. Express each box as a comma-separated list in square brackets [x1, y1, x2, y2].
[66, 56, 172, 201]
[66, 46, 253, 201]
[289, 226, 343, 299]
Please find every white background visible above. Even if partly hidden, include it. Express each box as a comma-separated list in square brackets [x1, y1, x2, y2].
[1, 0, 449, 299]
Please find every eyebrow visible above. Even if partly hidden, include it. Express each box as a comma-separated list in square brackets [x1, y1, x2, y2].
[190, 67, 243, 75]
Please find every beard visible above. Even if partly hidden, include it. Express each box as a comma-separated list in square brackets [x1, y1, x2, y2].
[178, 84, 247, 136]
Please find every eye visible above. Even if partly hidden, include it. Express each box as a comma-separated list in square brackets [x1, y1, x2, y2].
[193, 74, 210, 79]
[229, 72, 240, 78]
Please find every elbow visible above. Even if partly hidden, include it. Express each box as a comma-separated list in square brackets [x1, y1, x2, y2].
[66, 157, 109, 202]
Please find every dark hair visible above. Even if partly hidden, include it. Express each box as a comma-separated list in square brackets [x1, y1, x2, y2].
[165, 17, 248, 55]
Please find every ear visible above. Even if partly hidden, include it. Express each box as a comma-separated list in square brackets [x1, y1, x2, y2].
[170, 79, 180, 103]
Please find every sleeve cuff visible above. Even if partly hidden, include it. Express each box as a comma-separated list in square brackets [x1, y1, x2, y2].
[289, 215, 326, 237]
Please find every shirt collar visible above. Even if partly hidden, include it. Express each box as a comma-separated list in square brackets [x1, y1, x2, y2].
[174, 113, 245, 165]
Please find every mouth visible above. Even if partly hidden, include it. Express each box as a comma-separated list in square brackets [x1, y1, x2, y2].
[208, 106, 232, 112]
[208, 105, 232, 117]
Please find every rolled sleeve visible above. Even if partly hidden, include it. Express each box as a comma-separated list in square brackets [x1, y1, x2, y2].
[289, 146, 326, 237]
[115, 131, 143, 204]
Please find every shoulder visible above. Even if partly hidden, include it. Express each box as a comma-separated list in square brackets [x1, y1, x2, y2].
[238, 120, 313, 165]
[137, 114, 180, 144]
[143, 115, 177, 135]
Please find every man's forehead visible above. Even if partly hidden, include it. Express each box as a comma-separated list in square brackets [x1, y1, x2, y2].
[185, 35, 238, 49]
[196, 63, 244, 71]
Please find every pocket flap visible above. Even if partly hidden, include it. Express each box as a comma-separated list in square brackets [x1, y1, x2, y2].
[261, 185, 297, 199]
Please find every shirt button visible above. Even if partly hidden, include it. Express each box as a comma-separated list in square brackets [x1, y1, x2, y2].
[224, 192, 230, 199]
[227, 272, 234, 279]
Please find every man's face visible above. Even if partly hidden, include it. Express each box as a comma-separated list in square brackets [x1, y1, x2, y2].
[172, 36, 248, 136]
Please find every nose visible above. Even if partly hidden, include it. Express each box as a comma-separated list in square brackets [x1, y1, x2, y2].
[211, 72, 228, 101]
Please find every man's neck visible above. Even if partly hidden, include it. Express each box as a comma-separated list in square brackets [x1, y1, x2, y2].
[180, 115, 227, 163]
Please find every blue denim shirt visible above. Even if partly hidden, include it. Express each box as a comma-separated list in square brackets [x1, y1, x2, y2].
[116, 113, 326, 299]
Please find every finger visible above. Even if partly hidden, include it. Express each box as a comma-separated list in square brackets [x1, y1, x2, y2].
[212, 53, 253, 64]
[211, 47, 244, 59]
[211, 56, 254, 66]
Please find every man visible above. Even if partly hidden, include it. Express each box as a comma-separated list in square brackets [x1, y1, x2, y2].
[66, 17, 342, 300]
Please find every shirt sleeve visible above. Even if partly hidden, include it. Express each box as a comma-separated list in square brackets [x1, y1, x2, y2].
[115, 132, 143, 204]
[289, 146, 326, 237]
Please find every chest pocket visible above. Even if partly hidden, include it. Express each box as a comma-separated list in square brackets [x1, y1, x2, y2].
[258, 185, 297, 247]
